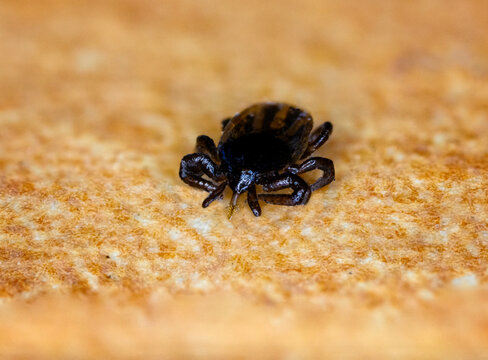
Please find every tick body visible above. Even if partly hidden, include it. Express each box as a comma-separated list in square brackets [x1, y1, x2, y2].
[179, 102, 335, 217]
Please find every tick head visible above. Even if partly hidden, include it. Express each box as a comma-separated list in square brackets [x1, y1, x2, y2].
[228, 169, 256, 194]
[227, 169, 256, 219]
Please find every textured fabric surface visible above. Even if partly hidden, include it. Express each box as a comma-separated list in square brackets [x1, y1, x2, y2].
[0, 0, 487, 358]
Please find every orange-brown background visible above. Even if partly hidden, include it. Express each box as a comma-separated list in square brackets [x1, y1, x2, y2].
[0, 0, 487, 358]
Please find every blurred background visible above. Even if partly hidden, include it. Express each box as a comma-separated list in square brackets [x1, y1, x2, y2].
[1, 0, 487, 176]
[0, 0, 487, 358]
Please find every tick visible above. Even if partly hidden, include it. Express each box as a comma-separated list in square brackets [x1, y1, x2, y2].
[179, 102, 335, 217]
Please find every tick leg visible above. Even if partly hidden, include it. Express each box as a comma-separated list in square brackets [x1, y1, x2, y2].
[202, 181, 227, 208]
[258, 173, 311, 206]
[195, 135, 219, 163]
[247, 184, 261, 216]
[301, 121, 333, 159]
[221, 117, 231, 131]
[287, 157, 335, 192]
[179, 153, 225, 194]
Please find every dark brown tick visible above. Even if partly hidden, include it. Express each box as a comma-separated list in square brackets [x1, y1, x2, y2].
[179, 102, 335, 217]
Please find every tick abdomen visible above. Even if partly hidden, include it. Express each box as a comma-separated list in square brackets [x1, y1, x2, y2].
[219, 132, 291, 172]
[219, 102, 313, 172]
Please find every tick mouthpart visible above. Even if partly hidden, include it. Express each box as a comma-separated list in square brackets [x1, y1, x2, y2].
[227, 191, 239, 219]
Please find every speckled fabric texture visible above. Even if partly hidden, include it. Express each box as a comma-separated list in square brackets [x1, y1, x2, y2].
[0, 0, 487, 358]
